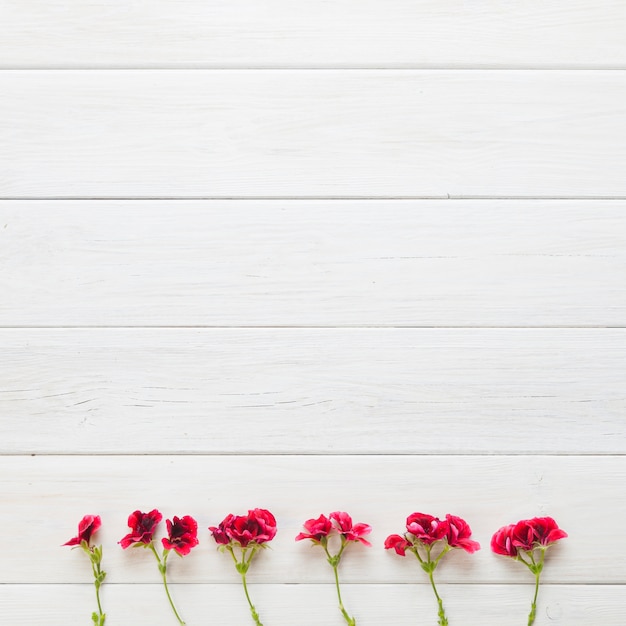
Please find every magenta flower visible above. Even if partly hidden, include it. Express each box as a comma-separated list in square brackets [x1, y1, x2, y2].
[162, 515, 199, 556]
[120, 509, 195, 625]
[63, 514, 102, 547]
[63, 515, 106, 625]
[295, 513, 333, 542]
[119, 509, 163, 548]
[296, 512, 371, 626]
[491, 517, 567, 625]
[385, 512, 480, 625]
[210, 509, 277, 626]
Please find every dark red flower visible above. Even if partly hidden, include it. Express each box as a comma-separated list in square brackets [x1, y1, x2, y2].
[329, 511, 372, 546]
[63, 515, 101, 547]
[295, 514, 333, 543]
[445, 514, 481, 553]
[162, 515, 199, 556]
[209, 513, 235, 545]
[406, 513, 448, 545]
[119, 509, 163, 548]
[491, 524, 519, 557]
[513, 517, 568, 550]
[210, 508, 277, 548]
[384, 534, 412, 556]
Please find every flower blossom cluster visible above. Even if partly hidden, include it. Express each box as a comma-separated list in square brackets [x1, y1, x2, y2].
[384, 512, 481, 555]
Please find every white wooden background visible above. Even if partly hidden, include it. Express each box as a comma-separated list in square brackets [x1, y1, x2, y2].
[1, 2, 626, 624]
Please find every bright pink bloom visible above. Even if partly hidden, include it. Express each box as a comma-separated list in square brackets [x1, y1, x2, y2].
[162, 515, 199, 556]
[384, 534, 412, 556]
[491, 524, 518, 557]
[119, 509, 163, 548]
[445, 514, 481, 553]
[406, 513, 448, 545]
[63, 515, 101, 547]
[295, 514, 333, 543]
[513, 517, 568, 550]
[210, 508, 277, 548]
[330, 511, 372, 546]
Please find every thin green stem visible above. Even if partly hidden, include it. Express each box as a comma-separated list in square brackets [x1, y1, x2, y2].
[323, 543, 355, 626]
[527, 550, 545, 626]
[427, 570, 448, 626]
[150, 543, 185, 625]
[241, 570, 263, 626]
[91, 560, 104, 617]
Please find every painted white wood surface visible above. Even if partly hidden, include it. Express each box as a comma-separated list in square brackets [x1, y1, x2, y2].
[3, 71, 626, 198]
[2, 1, 626, 69]
[1, 328, 624, 455]
[3, 0, 625, 622]
[3, 455, 619, 583]
[3, 585, 622, 625]
[2, 200, 625, 327]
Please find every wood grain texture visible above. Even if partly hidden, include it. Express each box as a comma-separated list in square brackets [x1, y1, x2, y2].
[2, 455, 621, 583]
[1, 584, 623, 625]
[2, 328, 624, 455]
[3, 71, 626, 198]
[2, 200, 625, 327]
[2, 1, 626, 69]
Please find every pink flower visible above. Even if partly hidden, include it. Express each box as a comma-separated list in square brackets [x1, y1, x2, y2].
[384, 534, 412, 556]
[63, 514, 101, 547]
[295, 514, 333, 543]
[512, 517, 568, 550]
[210, 508, 277, 548]
[330, 511, 372, 546]
[490, 524, 518, 557]
[162, 515, 199, 556]
[119, 509, 163, 548]
[445, 514, 481, 553]
[405, 512, 449, 545]
[491, 517, 568, 558]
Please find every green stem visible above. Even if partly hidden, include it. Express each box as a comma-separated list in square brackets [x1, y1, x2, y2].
[527, 564, 542, 625]
[91, 561, 105, 620]
[323, 543, 355, 626]
[332, 563, 356, 626]
[150, 543, 185, 625]
[427, 570, 448, 626]
[241, 570, 264, 626]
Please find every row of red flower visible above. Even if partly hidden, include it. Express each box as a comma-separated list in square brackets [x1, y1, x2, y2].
[65, 508, 565, 557]
[65, 510, 567, 626]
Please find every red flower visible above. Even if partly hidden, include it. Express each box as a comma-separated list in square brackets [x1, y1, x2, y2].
[405, 513, 448, 545]
[119, 509, 163, 548]
[330, 511, 372, 546]
[491, 524, 518, 557]
[445, 514, 481, 553]
[384, 534, 412, 556]
[63, 514, 101, 547]
[161, 515, 199, 556]
[512, 517, 568, 550]
[295, 514, 333, 543]
[210, 508, 277, 548]
[209, 513, 235, 545]
[492, 517, 567, 558]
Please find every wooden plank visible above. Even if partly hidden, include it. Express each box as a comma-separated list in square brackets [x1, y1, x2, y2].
[1, 584, 624, 625]
[1, 328, 624, 455]
[2, 71, 626, 198]
[1, 200, 625, 327]
[2, 455, 622, 584]
[2, 1, 626, 69]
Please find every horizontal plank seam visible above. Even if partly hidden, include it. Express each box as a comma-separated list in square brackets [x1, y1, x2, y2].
[0, 580, 626, 588]
[4, 453, 625, 458]
[3, 66, 626, 71]
[5, 196, 626, 201]
[0, 325, 624, 330]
